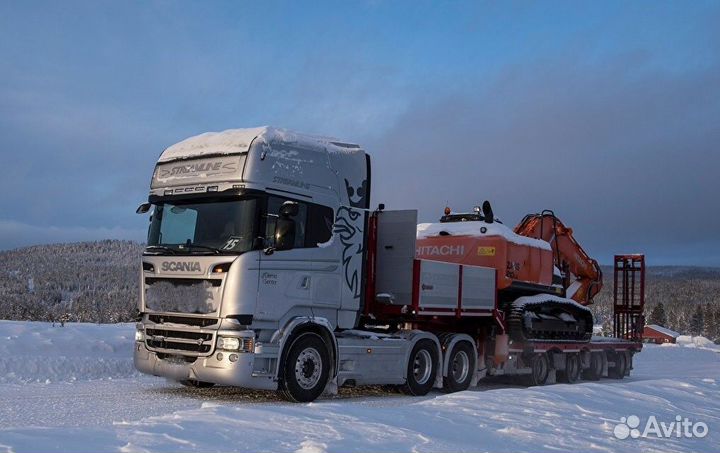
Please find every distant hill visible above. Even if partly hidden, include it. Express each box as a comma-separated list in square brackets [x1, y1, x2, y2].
[593, 265, 720, 341]
[0, 241, 718, 342]
[0, 240, 143, 323]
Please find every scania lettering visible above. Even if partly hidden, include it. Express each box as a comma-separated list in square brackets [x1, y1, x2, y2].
[160, 262, 202, 273]
[134, 126, 645, 402]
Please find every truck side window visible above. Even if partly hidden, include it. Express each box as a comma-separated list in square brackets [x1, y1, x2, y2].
[265, 196, 333, 249]
[305, 204, 334, 247]
[266, 196, 307, 248]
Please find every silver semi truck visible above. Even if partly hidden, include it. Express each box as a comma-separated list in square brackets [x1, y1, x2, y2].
[134, 126, 644, 402]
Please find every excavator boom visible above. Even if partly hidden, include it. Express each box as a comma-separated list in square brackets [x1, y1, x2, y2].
[514, 210, 603, 305]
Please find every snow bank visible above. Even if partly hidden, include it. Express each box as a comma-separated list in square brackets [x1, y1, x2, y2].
[0, 322, 719, 453]
[674, 335, 720, 352]
[1, 344, 718, 453]
[417, 221, 552, 251]
[0, 321, 136, 384]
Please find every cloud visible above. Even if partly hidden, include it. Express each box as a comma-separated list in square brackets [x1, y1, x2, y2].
[368, 54, 720, 265]
[0, 219, 145, 250]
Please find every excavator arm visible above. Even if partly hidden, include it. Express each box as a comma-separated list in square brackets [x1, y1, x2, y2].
[514, 210, 603, 305]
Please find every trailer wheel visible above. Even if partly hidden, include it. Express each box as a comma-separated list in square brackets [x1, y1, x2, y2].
[403, 339, 438, 396]
[609, 352, 627, 379]
[525, 353, 550, 386]
[278, 333, 330, 402]
[582, 352, 603, 381]
[179, 379, 215, 389]
[443, 341, 475, 393]
[558, 353, 581, 383]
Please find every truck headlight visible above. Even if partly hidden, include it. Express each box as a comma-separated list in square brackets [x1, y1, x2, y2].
[217, 336, 253, 352]
[135, 329, 145, 342]
[217, 336, 240, 351]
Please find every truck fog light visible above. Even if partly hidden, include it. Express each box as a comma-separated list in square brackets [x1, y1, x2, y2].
[216, 353, 224, 361]
[135, 330, 145, 342]
[229, 354, 238, 362]
[217, 336, 240, 351]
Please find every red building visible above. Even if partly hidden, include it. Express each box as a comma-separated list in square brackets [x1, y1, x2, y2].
[643, 324, 680, 344]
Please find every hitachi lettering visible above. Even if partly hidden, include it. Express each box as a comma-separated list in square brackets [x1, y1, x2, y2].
[161, 261, 202, 272]
[416, 245, 465, 256]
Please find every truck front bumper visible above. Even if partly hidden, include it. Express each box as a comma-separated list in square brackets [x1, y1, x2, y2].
[133, 342, 277, 390]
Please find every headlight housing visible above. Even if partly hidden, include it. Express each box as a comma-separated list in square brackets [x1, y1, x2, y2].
[217, 336, 254, 352]
[135, 329, 145, 342]
[217, 336, 240, 351]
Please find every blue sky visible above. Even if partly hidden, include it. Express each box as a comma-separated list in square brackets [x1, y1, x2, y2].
[0, 1, 718, 265]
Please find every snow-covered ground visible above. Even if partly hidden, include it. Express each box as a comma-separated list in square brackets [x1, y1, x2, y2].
[0, 321, 718, 453]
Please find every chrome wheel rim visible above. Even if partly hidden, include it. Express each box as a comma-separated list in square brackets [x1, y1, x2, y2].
[451, 350, 470, 383]
[413, 349, 432, 385]
[295, 347, 322, 390]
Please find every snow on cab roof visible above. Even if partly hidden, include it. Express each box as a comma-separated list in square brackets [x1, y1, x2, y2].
[417, 220, 552, 251]
[158, 126, 362, 163]
[646, 324, 681, 338]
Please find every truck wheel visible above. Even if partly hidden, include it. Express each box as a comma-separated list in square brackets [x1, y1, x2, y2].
[525, 353, 550, 386]
[582, 352, 603, 381]
[279, 333, 330, 402]
[403, 339, 438, 396]
[443, 341, 475, 393]
[609, 352, 627, 379]
[558, 353, 581, 383]
[180, 379, 215, 388]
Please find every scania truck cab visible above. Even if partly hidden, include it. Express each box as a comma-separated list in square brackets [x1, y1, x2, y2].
[135, 127, 644, 402]
[135, 127, 440, 401]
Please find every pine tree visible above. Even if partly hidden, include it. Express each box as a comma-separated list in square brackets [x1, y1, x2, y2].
[648, 302, 667, 326]
[689, 306, 705, 336]
[703, 305, 719, 342]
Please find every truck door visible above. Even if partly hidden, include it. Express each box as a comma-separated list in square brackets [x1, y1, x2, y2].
[254, 195, 341, 326]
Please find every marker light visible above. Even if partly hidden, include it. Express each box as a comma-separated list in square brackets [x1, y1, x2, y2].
[212, 263, 231, 273]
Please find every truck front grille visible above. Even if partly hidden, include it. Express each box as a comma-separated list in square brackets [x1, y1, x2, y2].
[145, 327, 214, 355]
[148, 314, 218, 328]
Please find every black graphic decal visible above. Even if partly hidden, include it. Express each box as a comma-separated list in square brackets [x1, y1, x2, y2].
[344, 178, 368, 209]
[334, 206, 363, 299]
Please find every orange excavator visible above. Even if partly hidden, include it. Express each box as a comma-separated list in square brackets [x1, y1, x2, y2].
[416, 202, 603, 343]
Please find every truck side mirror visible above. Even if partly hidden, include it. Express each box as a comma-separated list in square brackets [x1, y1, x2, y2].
[279, 201, 299, 217]
[136, 202, 151, 214]
[274, 217, 296, 251]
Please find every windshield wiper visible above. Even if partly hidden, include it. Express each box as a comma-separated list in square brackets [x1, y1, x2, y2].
[144, 245, 178, 255]
[180, 243, 223, 255]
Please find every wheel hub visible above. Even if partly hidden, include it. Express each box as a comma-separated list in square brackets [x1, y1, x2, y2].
[295, 347, 322, 390]
[413, 349, 432, 385]
[451, 350, 470, 383]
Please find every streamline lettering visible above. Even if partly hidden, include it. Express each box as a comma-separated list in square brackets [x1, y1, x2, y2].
[161, 261, 202, 272]
[416, 245, 465, 256]
[159, 161, 236, 178]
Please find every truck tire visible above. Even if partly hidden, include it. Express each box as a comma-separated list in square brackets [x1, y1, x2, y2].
[443, 341, 475, 393]
[558, 353, 581, 383]
[403, 339, 438, 396]
[582, 352, 603, 381]
[525, 353, 550, 386]
[278, 333, 330, 402]
[609, 352, 627, 379]
[179, 379, 215, 388]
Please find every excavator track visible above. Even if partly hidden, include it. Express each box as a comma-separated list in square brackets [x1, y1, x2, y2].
[507, 295, 593, 343]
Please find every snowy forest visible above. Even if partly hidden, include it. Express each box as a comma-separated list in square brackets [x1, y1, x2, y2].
[0, 240, 718, 343]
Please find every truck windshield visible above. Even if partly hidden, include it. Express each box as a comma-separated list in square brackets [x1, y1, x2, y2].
[147, 197, 259, 254]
